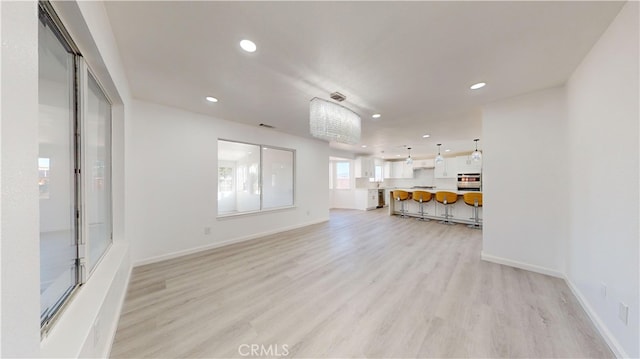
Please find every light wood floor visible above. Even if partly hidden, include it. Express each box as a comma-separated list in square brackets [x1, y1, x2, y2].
[111, 209, 612, 358]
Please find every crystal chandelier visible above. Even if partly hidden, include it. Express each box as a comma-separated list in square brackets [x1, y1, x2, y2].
[309, 97, 361, 145]
[471, 138, 482, 161]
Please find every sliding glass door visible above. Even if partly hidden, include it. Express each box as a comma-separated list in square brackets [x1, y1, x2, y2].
[38, 8, 79, 326]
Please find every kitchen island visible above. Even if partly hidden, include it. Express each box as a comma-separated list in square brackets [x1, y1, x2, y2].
[388, 189, 482, 225]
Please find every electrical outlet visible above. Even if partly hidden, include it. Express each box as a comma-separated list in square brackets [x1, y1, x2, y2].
[618, 302, 629, 325]
[204, 227, 211, 235]
[600, 283, 607, 298]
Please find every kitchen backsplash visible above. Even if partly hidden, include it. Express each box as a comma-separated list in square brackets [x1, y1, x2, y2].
[355, 168, 457, 190]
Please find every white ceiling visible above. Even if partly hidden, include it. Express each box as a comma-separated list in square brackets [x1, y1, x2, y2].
[104, 1, 624, 159]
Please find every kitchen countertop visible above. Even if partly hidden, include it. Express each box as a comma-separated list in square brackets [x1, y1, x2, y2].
[388, 188, 482, 195]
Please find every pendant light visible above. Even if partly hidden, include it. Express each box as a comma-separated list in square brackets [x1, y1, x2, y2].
[435, 144, 444, 164]
[405, 147, 413, 165]
[471, 138, 482, 161]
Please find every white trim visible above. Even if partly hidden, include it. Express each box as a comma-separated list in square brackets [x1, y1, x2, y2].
[480, 251, 564, 278]
[217, 205, 296, 220]
[133, 218, 329, 267]
[564, 278, 628, 359]
[103, 255, 132, 359]
[40, 242, 130, 357]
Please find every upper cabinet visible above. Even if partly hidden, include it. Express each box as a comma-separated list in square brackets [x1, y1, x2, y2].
[384, 161, 413, 179]
[456, 155, 482, 174]
[355, 156, 375, 178]
[412, 159, 435, 169]
[434, 158, 457, 178]
[403, 162, 414, 178]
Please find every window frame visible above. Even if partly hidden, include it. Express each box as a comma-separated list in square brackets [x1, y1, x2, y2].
[38, 0, 82, 334]
[38, 0, 114, 335]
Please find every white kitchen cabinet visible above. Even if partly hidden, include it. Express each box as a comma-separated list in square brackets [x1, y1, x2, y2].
[355, 157, 375, 178]
[356, 189, 378, 210]
[456, 155, 482, 174]
[434, 158, 457, 178]
[384, 161, 400, 179]
[368, 189, 378, 209]
[402, 162, 414, 178]
[384, 160, 414, 179]
[392, 161, 403, 178]
[412, 159, 435, 168]
[384, 161, 392, 179]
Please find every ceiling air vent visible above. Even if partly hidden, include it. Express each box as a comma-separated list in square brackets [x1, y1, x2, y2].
[330, 92, 346, 102]
[259, 123, 275, 129]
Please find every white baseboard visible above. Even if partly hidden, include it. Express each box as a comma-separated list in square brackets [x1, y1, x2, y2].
[481, 251, 629, 358]
[564, 278, 629, 359]
[480, 251, 564, 278]
[133, 218, 330, 267]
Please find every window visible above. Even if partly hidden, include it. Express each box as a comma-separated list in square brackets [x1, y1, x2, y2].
[84, 72, 113, 272]
[335, 162, 351, 189]
[262, 147, 294, 209]
[217, 140, 295, 216]
[39, 6, 78, 328]
[38, 2, 113, 331]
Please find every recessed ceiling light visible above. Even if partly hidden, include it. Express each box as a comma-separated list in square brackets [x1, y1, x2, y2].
[361, 145, 367, 148]
[206, 96, 218, 103]
[396, 154, 401, 157]
[240, 39, 257, 53]
[422, 134, 430, 138]
[470, 82, 486, 90]
[445, 149, 451, 152]
[372, 114, 381, 119]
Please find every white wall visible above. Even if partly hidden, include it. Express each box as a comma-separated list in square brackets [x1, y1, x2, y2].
[482, 3, 639, 357]
[1, 1, 132, 357]
[566, 2, 639, 357]
[1, 2, 41, 357]
[482, 86, 568, 276]
[128, 100, 330, 264]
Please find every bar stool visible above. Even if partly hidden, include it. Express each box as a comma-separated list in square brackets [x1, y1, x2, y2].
[463, 192, 483, 229]
[435, 191, 458, 225]
[393, 190, 409, 218]
[412, 191, 432, 221]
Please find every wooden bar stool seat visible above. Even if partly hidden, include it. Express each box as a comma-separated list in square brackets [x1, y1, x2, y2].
[435, 191, 458, 225]
[463, 192, 483, 229]
[412, 191, 432, 221]
[393, 190, 409, 218]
